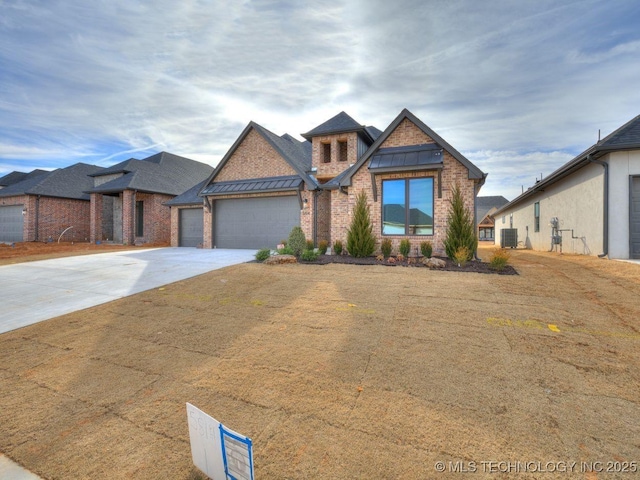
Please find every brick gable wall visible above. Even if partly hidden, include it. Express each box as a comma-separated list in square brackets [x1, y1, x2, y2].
[311, 132, 358, 180]
[214, 129, 297, 182]
[330, 118, 477, 255]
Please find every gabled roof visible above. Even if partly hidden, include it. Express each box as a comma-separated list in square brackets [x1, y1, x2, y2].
[329, 108, 486, 189]
[301, 111, 377, 143]
[200, 122, 316, 195]
[0, 164, 103, 200]
[476, 196, 509, 224]
[494, 113, 640, 216]
[87, 152, 214, 196]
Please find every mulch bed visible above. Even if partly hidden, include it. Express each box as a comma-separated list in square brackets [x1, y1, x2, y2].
[299, 254, 518, 275]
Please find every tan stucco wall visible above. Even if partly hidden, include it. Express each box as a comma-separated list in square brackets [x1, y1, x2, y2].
[608, 149, 640, 258]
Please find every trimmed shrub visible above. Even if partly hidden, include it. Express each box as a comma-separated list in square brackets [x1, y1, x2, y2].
[318, 240, 328, 255]
[300, 249, 319, 261]
[489, 248, 511, 271]
[453, 246, 470, 267]
[420, 241, 433, 258]
[347, 190, 376, 258]
[255, 248, 271, 262]
[396, 253, 405, 262]
[306, 239, 314, 251]
[380, 238, 392, 259]
[399, 238, 411, 257]
[280, 239, 287, 246]
[444, 183, 477, 262]
[288, 226, 306, 257]
[333, 240, 343, 255]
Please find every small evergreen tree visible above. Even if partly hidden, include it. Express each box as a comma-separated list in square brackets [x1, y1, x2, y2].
[288, 226, 306, 257]
[347, 190, 376, 258]
[444, 184, 477, 261]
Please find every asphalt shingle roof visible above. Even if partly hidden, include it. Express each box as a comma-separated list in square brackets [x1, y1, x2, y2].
[87, 152, 214, 196]
[165, 180, 207, 206]
[599, 114, 640, 147]
[0, 164, 103, 200]
[476, 195, 509, 224]
[301, 111, 364, 140]
[0, 170, 48, 187]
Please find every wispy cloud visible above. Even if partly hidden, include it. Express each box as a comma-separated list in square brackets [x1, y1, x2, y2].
[1, 0, 639, 200]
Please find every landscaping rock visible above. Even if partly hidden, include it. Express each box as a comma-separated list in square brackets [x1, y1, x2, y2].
[423, 257, 446, 268]
[264, 254, 297, 265]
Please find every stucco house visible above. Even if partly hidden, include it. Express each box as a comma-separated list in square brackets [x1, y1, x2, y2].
[0, 164, 103, 243]
[476, 196, 509, 242]
[86, 152, 213, 245]
[493, 114, 640, 259]
[192, 109, 487, 254]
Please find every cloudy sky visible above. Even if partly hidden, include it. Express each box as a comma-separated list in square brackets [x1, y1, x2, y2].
[1, 0, 639, 199]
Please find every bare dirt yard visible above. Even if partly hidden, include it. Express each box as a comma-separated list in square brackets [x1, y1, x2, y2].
[1, 246, 639, 479]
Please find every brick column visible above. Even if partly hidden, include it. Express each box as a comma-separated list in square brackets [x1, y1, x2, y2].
[203, 199, 213, 248]
[90, 193, 103, 243]
[122, 190, 134, 245]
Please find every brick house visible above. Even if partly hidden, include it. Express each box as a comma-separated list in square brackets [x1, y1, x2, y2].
[476, 196, 509, 242]
[86, 152, 213, 245]
[0, 164, 102, 243]
[195, 109, 486, 254]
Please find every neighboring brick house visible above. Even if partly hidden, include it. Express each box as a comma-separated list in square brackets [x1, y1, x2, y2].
[0, 164, 102, 243]
[476, 196, 509, 242]
[86, 152, 213, 245]
[196, 109, 487, 254]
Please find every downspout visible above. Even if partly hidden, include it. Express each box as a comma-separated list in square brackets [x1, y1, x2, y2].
[587, 154, 608, 257]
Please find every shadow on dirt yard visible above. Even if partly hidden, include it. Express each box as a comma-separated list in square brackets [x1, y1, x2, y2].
[0, 246, 639, 479]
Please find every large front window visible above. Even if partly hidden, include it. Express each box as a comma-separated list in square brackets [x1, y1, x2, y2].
[382, 178, 434, 235]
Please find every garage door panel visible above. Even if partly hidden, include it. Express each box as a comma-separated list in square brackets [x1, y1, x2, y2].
[215, 196, 300, 249]
[179, 208, 203, 247]
[0, 205, 24, 243]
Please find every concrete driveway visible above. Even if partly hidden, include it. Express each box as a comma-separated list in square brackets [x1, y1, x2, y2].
[0, 248, 255, 334]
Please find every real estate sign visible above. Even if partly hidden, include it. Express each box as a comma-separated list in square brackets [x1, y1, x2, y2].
[186, 403, 254, 480]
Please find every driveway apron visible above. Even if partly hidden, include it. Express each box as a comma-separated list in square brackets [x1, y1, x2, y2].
[0, 248, 255, 334]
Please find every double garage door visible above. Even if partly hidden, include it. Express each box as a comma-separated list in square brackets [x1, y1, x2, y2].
[214, 196, 300, 249]
[0, 205, 24, 243]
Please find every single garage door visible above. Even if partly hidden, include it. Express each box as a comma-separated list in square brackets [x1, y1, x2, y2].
[215, 196, 300, 249]
[631, 176, 640, 259]
[179, 208, 204, 247]
[0, 205, 24, 243]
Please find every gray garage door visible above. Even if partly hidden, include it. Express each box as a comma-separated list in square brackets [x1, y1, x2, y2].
[215, 196, 300, 249]
[0, 205, 24, 243]
[179, 208, 204, 247]
[631, 176, 640, 259]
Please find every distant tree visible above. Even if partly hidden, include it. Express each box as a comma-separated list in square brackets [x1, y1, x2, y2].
[347, 190, 376, 258]
[444, 184, 477, 261]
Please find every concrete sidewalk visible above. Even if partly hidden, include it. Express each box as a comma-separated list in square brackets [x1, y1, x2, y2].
[0, 454, 42, 479]
[0, 248, 255, 334]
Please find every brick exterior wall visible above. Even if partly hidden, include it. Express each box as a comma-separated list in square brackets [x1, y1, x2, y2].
[311, 132, 358, 180]
[90, 193, 103, 243]
[215, 129, 297, 182]
[201, 127, 309, 248]
[330, 118, 477, 256]
[1, 194, 91, 242]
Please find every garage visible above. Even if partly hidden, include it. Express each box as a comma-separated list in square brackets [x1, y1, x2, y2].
[0, 205, 24, 243]
[214, 196, 300, 249]
[179, 207, 204, 247]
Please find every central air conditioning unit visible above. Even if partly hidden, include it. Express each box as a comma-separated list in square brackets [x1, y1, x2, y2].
[501, 228, 518, 248]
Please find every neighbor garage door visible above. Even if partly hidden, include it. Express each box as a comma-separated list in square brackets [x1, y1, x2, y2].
[631, 176, 640, 259]
[0, 205, 24, 243]
[179, 208, 203, 247]
[215, 196, 300, 249]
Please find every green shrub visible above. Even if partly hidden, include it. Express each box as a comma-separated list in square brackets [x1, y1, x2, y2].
[399, 238, 411, 257]
[420, 241, 433, 258]
[318, 240, 328, 255]
[280, 239, 287, 247]
[306, 239, 315, 251]
[347, 190, 376, 258]
[333, 240, 343, 255]
[453, 246, 470, 267]
[288, 226, 306, 257]
[444, 184, 477, 262]
[300, 249, 319, 261]
[277, 246, 294, 255]
[380, 238, 392, 259]
[489, 248, 511, 271]
[255, 248, 271, 262]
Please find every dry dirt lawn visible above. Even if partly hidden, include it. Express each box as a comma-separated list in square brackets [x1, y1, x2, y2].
[1, 246, 639, 479]
[0, 242, 152, 266]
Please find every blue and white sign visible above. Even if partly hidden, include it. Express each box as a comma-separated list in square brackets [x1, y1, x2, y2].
[186, 403, 254, 480]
